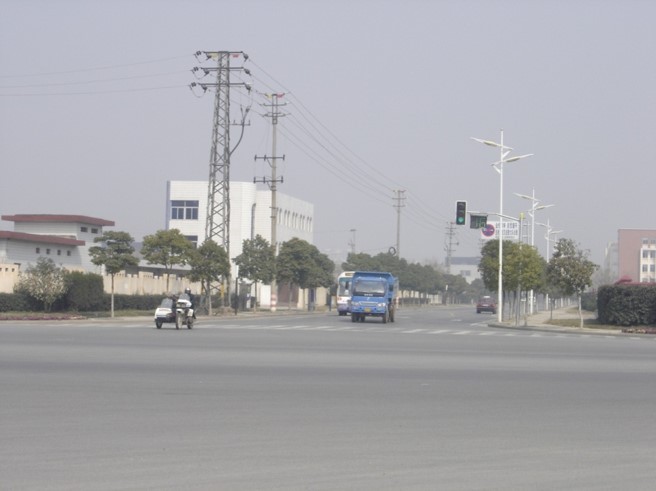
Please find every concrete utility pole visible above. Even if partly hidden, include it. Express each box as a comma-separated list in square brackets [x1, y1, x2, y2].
[254, 93, 286, 312]
[393, 190, 406, 258]
[191, 50, 250, 314]
[444, 221, 458, 274]
[348, 228, 357, 256]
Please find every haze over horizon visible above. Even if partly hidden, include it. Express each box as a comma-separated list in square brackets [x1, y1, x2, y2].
[2, 0, 654, 268]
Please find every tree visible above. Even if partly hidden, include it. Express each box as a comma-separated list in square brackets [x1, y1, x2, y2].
[546, 238, 598, 328]
[88, 231, 139, 317]
[16, 257, 67, 312]
[140, 229, 194, 292]
[233, 235, 275, 311]
[187, 239, 230, 315]
[64, 271, 105, 312]
[276, 238, 334, 309]
[478, 239, 546, 320]
[444, 273, 469, 304]
[342, 251, 445, 303]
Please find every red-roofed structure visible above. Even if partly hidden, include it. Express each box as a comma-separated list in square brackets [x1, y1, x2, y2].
[2, 214, 114, 227]
[0, 231, 85, 246]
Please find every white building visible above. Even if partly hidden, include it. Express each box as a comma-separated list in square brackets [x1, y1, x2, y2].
[0, 214, 115, 293]
[166, 181, 315, 307]
[0, 214, 114, 272]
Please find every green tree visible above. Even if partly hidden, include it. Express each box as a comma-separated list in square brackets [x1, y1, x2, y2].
[342, 252, 445, 303]
[233, 235, 275, 310]
[276, 238, 334, 308]
[479, 239, 546, 319]
[88, 231, 139, 317]
[187, 239, 230, 315]
[444, 273, 469, 304]
[546, 238, 599, 328]
[16, 257, 67, 312]
[64, 271, 105, 312]
[141, 229, 194, 292]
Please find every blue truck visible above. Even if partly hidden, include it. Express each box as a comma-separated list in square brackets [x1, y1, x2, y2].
[349, 271, 398, 323]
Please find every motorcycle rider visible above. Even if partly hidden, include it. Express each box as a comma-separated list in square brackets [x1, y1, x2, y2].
[184, 287, 196, 318]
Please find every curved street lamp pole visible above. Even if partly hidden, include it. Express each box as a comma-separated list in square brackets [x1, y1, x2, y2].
[515, 189, 554, 314]
[472, 131, 533, 322]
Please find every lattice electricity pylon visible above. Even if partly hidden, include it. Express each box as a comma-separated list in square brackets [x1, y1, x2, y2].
[191, 50, 251, 313]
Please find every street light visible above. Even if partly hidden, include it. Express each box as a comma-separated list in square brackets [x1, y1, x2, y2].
[537, 219, 563, 260]
[515, 189, 554, 314]
[472, 131, 533, 322]
[537, 219, 563, 310]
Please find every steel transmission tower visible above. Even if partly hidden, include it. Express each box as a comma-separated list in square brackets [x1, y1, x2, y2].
[191, 51, 251, 312]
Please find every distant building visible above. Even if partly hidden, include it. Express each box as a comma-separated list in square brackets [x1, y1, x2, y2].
[166, 180, 313, 257]
[0, 214, 114, 272]
[0, 214, 114, 293]
[166, 181, 315, 307]
[449, 256, 481, 284]
[617, 229, 656, 283]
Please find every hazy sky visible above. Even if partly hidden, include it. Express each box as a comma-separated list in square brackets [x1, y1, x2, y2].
[2, 0, 654, 267]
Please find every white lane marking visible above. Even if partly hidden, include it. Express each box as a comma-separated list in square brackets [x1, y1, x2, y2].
[428, 329, 451, 334]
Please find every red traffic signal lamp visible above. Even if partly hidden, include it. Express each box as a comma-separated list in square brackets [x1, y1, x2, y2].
[455, 200, 467, 225]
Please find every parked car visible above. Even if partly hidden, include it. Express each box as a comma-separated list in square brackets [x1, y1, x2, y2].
[476, 296, 497, 314]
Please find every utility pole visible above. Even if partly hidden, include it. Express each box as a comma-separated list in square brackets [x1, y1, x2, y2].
[444, 221, 458, 274]
[348, 228, 356, 256]
[191, 50, 250, 314]
[393, 190, 406, 258]
[254, 93, 286, 312]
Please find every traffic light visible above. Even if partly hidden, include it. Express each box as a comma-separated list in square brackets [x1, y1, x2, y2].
[455, 200, 467, 225]
[470, 214, 488, 229]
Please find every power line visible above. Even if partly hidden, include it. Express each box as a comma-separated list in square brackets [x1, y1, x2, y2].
[0, 54, 192, 79]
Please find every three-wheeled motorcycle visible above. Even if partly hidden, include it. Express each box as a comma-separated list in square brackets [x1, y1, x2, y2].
[154, 294, 194, 329]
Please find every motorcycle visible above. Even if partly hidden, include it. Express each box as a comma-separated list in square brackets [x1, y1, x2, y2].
[154, 294, 194, 329]
[174, 293, 195, 329]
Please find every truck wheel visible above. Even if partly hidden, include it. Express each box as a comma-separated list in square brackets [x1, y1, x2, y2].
[175, 315, 180, 330]
[156, 320, 162, 329]
[187, 318, 193, 329]
[390, 309, 395, 323]
[382, 311, 388, 324]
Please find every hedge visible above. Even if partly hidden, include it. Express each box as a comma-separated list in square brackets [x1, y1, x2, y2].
[597, 284, 656, 326]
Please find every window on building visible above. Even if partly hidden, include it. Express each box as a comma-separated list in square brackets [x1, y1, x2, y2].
[57, 250, 61, 256]
[46, 248, 51, 255]
[642, 265, 648, 272]
[81, 227, 88, 232]
[651, 265, 655, 272]
[184, 235, 199, 248]
[91, 228, 98, 234]
[35, 247, 40, 254]
[643, 250, 649, 258]
[171, 200, 199, 220]
[67, 251, 71, 256]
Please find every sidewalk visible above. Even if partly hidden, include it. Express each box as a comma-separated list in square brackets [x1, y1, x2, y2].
[490, 308, 623, 336]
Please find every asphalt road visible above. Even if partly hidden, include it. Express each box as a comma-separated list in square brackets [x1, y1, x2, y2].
[2, 306, 656, 490]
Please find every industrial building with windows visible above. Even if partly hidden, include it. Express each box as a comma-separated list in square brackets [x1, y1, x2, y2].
[166, 180, 314, 307]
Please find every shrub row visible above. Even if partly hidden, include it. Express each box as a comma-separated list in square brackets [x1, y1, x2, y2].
[0, 291, 167, 313]
[597, 284, 656, 326]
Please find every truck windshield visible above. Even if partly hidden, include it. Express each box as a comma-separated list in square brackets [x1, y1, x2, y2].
[352, 278, 387, 297]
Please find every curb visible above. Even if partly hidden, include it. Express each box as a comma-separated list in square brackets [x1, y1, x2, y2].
[488, 321, 639, 337]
